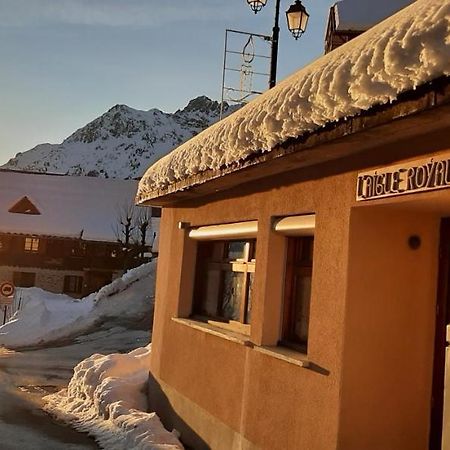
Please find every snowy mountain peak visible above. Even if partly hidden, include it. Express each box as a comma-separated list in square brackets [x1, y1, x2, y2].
[108, 103, 133, 113]
[3, 97, 239, 179]
[64, 104, 153, 145]
[178, 96, 222, 114]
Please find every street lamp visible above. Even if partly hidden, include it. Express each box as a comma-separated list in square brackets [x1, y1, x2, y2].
[248, 0, 268, 13]
[246, 0, 309, 88]
[286, 0, 309, 40]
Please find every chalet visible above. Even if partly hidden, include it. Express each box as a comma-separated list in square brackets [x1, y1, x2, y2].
[0, 170, 159, 297]
[137, 0, 450, 449]
[324, 0, 413, 53]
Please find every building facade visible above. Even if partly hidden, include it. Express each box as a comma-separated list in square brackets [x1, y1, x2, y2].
[0, 233, 125, 296]
[324, 0, 413, 53]
[137, 1, 450, 449]
[0, 170, 158, 297]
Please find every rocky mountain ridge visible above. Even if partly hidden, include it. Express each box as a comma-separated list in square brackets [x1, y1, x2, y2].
[3, 96, 237, 179]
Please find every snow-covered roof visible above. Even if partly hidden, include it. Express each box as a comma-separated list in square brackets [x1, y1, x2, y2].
[0, 170, 139, 242]
[333, 0, 414, 31]
[137, 0, 450, 204]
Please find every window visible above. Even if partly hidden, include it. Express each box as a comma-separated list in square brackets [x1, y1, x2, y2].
[274, 214, 315, 353]
[193, 240, 256, 330]
[0, 236, 11, 252]
[151, 207, 162, 218]
[13, 272, 36, 288]
[63, 275, 83, 294]
[24, 237, 39, 252]
[281, 237, 314, 351]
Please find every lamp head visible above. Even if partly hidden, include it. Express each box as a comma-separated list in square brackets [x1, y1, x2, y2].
[246, 0, 268, 14]
[286, 0, 309, 39]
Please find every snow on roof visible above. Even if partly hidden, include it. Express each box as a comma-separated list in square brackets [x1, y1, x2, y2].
[333, 0, 414, 31]
[137, 0, 450, 203]
[0, 170, 139, 242]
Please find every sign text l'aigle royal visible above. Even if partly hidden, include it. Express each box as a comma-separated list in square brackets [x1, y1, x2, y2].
[357, 155, 450, 201]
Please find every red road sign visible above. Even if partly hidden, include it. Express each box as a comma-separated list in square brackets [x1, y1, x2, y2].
[0, 281, 15, 298]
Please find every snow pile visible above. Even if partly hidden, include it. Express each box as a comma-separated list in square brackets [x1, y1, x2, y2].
[137, 0, 450, 200]
[95, 262, 154, 302]
[93, 262, 156, 326]
[44, 345, 183, 449]
[0, 261, 156, 349]
[0, 288, 95, 348]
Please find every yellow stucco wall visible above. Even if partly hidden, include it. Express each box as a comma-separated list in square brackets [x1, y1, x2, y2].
[149, 147, 450, 449]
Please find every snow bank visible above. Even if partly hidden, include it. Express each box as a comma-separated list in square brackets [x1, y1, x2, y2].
[93, 262, 155, 326]
[44, 345, 183, 449]
[0, 288, 95, 348]
[137, 0, 450, 200]
[95, 262, 154, 302]
[0, 261, 156, 349]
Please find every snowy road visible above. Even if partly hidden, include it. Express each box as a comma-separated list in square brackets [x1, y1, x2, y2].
[0, 325, 150, 450]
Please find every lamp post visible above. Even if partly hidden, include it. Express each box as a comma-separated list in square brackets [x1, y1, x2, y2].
[246, 0, 309, 88]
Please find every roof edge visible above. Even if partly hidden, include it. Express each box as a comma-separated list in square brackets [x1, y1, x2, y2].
[137, 76, 450, 206]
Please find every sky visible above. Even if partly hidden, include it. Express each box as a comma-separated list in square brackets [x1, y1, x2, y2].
[0, 0, 335, 164]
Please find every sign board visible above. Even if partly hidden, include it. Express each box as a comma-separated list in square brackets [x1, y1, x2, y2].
[357, 154, 450, 201]
[0, 281, 15, 299]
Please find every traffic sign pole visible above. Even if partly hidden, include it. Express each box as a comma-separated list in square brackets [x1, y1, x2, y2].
[0, 281, 15, 299]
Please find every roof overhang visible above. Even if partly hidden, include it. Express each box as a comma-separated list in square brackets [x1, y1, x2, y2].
[138, 77, 450, 207]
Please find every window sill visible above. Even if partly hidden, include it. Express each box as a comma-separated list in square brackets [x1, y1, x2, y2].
[172, 318, 311, 368]
[197, 316, 250, 336]
[253, 345, 309, 368]
[171, 317, 253, 347]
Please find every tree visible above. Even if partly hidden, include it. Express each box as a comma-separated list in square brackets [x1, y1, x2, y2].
[113, 203, 154, 269]
[135, 207, 151, 259]
[113, 203, 135, 248]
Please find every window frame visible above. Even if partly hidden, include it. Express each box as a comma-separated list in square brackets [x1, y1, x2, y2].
[279, 236, 314, 353]
[192, 239, 256, 334]
[274, 214, 315, 354]
[188, 221, 258, 336]
[24, 236, 40, 253]
[63, 275, 83, 294]
[13, 271, 36, 288]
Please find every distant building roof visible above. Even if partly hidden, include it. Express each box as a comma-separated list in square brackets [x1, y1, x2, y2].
[333, 0, 414, 31]
[0, 170, 139, 242]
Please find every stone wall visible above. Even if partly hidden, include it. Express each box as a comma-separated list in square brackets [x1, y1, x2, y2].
[0, 266, 84, 297]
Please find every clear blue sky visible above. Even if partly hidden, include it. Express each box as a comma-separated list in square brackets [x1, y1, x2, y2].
[0, 0, 334, 164]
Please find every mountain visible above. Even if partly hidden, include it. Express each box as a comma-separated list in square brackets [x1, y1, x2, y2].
[2, 96, 238, 179]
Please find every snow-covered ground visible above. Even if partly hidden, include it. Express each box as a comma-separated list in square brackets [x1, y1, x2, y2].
[0, 261, 184, 449]
[0, 326, 149, 450]
[0, 262, 155, 349]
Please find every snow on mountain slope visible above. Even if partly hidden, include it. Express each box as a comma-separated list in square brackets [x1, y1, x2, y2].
[2, 97, 238, 179]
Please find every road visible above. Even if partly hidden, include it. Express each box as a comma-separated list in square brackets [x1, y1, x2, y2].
[0, 325, 150, 450]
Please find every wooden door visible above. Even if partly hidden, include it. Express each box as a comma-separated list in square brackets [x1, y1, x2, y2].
[430, 219, 450, 449]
